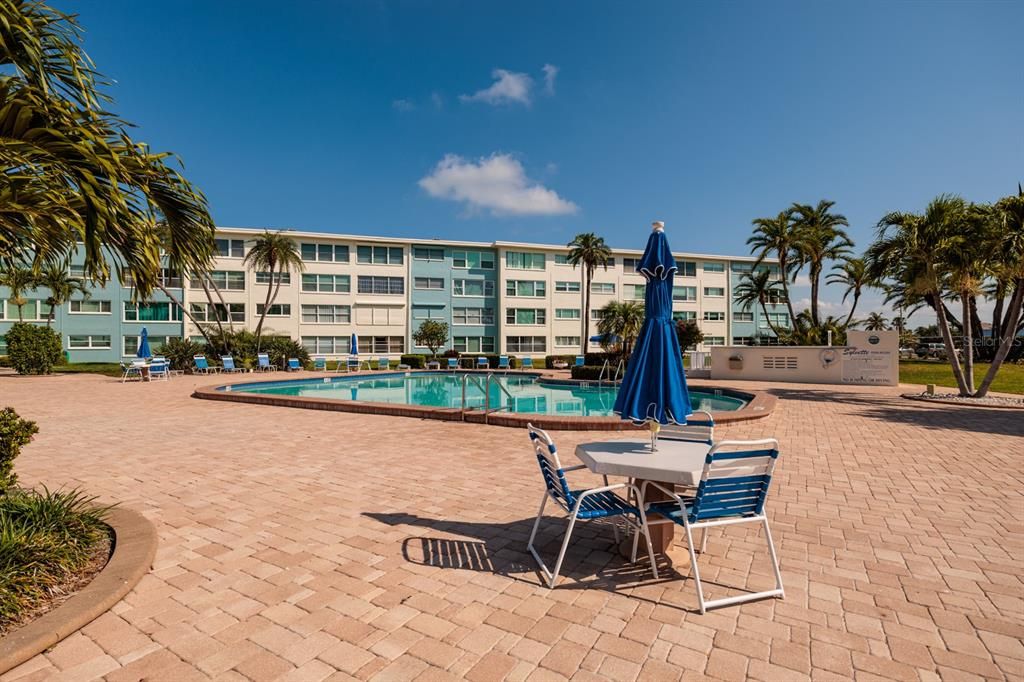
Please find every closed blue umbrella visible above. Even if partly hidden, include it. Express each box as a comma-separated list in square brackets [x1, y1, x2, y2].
[136, 327, 152, 359]
[613, 222, 692, 449]
[350, 333, 359, 356]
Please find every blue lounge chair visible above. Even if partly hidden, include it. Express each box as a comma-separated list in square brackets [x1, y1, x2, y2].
[149, 358, 170, 381]
[221, 356, 244, 373]
[526, 424, 658, 588]
[257, 353, 276, 372]
[521, 357, 533, 370]
[476, 356, 489, 369]
[447, 357, 458, 370]
[193, 355, 220, 374]
[377, 357, 390, 370]
[575, 355, 585, 367]
[498, 355, 510, 370]
[287, 358, 301, 371]
[638, 439, 784, 613]
[345, 356, 361, 372]
[314, 357, 327, 371]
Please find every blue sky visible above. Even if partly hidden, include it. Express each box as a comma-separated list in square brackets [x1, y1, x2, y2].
[62, 0, 1021, 321]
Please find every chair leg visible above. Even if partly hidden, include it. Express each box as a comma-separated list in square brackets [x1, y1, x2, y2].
[526, 491, 548, 553]
[547, 508, 580, 589]
[762, 516, 785, 598]
[683, 523, 707, 614]
[700, 527, 708, 554]
[636, 507, 659, 580]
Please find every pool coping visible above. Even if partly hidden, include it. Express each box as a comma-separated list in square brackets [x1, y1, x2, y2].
[192, 370, 775, 430]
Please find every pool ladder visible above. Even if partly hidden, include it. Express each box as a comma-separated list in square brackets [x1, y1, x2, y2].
[460, 372, 514, 423]
[597, 358, 625, 386]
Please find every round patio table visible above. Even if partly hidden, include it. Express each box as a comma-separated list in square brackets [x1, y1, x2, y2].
[574, 438, 711, 563]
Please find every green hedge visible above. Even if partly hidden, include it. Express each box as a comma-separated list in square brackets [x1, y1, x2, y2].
[400, 354, 427, 369]
[4, 323, 62, 375]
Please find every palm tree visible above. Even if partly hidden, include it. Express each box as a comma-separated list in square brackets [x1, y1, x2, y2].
[791, 200, 852, 326]
[0, 267, 37, 321]
[863, 312, 888, 331]
[595, 301, 645, 357]
[36, 263, 89, 327]
[748, 210, 799, 325]
[243, 231, 305, 351]
[567, 233, 612, 354]
[827, 257, 870, 327]
[733, 269, 787, 337]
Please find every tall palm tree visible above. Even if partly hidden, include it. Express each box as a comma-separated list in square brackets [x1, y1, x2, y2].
[567, 233, 612, 354]
[595, 301, 645, 357]
[863, 312, 888, 331]
[827, 256, 870, 327]
[733, 269, 787, 337]
[36, 263, 88, 327]
[791, 200, 852, 326]
[748, 210, 799, 324]
[0, 267, 37, 321]
[243, 231, 305, 351]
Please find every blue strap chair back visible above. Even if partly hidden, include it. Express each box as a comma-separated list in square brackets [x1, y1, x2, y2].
[521, 357, 533, 369]
[575, 355, 585, 367]
[476, 356, 488, 368]
[288, 358, 300, 370]
[378, 357, 389, 369]
[447, 357, 458, 369]
[221, 356, 236, 370]
[690, 441, 778, 523]
[194, 355, 209, 370]
[527, 425, 575, 511]
[498, 355, 509, 368]
[314, 357, 327, 370]
[257, 353, 271, 368]
[347, 356, 360, 368]
[659, 410, 715, 445]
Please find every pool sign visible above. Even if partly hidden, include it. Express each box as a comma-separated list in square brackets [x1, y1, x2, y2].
[842, 330, 897, 386]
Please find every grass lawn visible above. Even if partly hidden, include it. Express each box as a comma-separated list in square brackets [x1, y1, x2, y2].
[56, 362, 124, 378]
[899, 360, 1024, 395]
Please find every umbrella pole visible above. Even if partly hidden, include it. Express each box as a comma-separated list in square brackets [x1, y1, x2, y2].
[649, 421, 660, 451]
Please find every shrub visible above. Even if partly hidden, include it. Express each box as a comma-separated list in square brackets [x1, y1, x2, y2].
[4, 323, 62, 375]
[261, 336, 310, 369]
[411, 320, 448, 357]
[675, 320, 705, 353]
[0, 408, 38, 493]
[400, 354, 426, 369]
[156, 338, 205, 371]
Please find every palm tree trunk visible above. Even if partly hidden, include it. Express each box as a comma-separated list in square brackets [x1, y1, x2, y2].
[582, 266, 591, 355]
[759, 298, 785, 337]
[844, 292, 860, 328]
[204, 277, 234, 333]
[809, 262, 821, 327]
[933, 286, 970, 396]
[197, 278, 227, 343]
[779, 257, 798, 325]
[156, 282, 215, 347]
[254, 264, 276, 352]
[961, 293, 974, 393]
[975, 280, 1024, 397]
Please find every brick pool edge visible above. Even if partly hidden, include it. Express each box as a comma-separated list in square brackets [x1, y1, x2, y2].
[192, 372, 775, 430]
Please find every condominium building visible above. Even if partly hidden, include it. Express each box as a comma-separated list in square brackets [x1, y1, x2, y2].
[0, 227, 787, 362]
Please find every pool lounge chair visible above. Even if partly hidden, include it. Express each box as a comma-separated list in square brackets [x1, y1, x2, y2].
[121, 360, 145, 383]
[287, 358, 301, 371]
[377, 357, 390, 370]
[257, 353, 277, 372]
[526, 424, 658, 588]
[149, 358, 170, 381]
[344, 356, 361, 372]
[313, 357, 327, 371]
[575, 355, 585, 367]
[659, 410, 715, 445]
[476, 356, 489, 369]
[521, 357, 534, 370]
[221, 356, 244, 373]
[637, 438, 784, 613]
[498, 355, 510, 370]
[447, 357, 458, 370]
[426, 359, 441, 370]
[193, 355, 220, 374]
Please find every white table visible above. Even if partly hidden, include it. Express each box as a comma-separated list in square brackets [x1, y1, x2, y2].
[575, 438, 712, 558]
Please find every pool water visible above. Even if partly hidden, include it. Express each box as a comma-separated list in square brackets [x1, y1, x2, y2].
[225, 372, 747, 417]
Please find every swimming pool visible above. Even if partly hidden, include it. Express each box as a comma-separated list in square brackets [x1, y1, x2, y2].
[222, 372, 747, 417]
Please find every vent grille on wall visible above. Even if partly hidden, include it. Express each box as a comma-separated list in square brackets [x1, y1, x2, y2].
[763, 356, 798, 370]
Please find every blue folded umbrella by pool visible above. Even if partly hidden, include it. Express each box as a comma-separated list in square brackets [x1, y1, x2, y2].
[612, 221, 692, 449]
[136, 327, 152, 359]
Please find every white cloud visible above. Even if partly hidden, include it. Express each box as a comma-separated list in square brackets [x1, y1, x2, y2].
[542, 64, 558, 95]
[418, 153, 579, 217]
[459, 69, 534, 106]
[392, 99, 414, 112]
[430, 91, 444, 110]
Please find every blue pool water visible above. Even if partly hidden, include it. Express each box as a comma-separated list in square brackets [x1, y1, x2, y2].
[224, 372, 747, 417]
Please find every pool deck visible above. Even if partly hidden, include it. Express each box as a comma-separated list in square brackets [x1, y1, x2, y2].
[1, 371, 1022, 681]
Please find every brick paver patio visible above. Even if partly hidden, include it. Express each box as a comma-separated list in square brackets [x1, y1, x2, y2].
[1, 373, 1021, 681]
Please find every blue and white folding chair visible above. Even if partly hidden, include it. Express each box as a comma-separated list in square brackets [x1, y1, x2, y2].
[257, 353, 277, 372]
[221, 356, 244, 373]
[345, 356, 360, 372]
[287, 358, 301, 371]
[659, 410, 715, 446]
[498, 355, 510, 370]
[149, 358, 170, 381]
[313, 357, 327, 371]
[447, 357, 458, 370]
[521, 357, 533, 370]
[476, 356, 489, 370]
[193, 355, 220, 374]
[575, 355, 585, 367]
[526, 424, 659, 588]
[374, 357, 388, 370]
[638, 439, 784, 613]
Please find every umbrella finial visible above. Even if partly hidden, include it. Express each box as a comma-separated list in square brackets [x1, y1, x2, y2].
[652, 221, 665, 232]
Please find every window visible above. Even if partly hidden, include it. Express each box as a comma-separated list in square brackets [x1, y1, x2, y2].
[123, 302, 182, 322]
[453, 336, 495, 353]
[763, 313, 791, 329]
[622, 257, 641, 271]
[215, 238, 245, 258]
[0, 335, 7, 353]
[506, 308, 546, 325]
[703, 262, 725, 273]
[68, 334, 110, 349]
[413, 247, 445, 261]
[506, 280, 546, 298]
[453, 307, 494, 325]
[370, 336, 404, 354]
[123, 335, 177, 356]
[301, 336, 351, 355]
[357, 276, 404, 295]
[451, 250, 495, 269]
[733, 311, 754, 322]
[256, 272, 291, 285]
[590, 282, 615, 294]
[413, 277, 444, 290]
[554, 281, 580, 293]
[703, 311, 725, 321]
[733, 336, 754, 346]
[555, 308, 580, 320]
[301, 243, 349, 262]
[121, 268, 181, 288]
[354, 305, 404, 325]
[68, 264, 95, 281]
[673, 286, 696, 301]
[506, 336, 546, 353]
[357, 245, 403, 265]
[591, 309, 608, 321]
[189, 302, 244, 323]
[413, 306, 445, 320]
[301, 274, 350, 293]
[10, 301, 48, 321]
[0, 302, 4, 320]
[624, 284, 645, 300]
[256, 303, 291, 317]
[679, 261, 697, 277]
[673, 311, 696, 321]
[555, 336, 580, 347]
[301, 304, 351, 324]
[766, 292, 787, 305]
[554, 254, 569, 265]
[505, 252, 545, 270]
[191, 270, 244, 291]
[69, 299, 111, 314]
[732, 262, 753, 273]
[452, 279, 494, 297]
[703, 287, 725, 297]
[704, 336, 726, 346]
